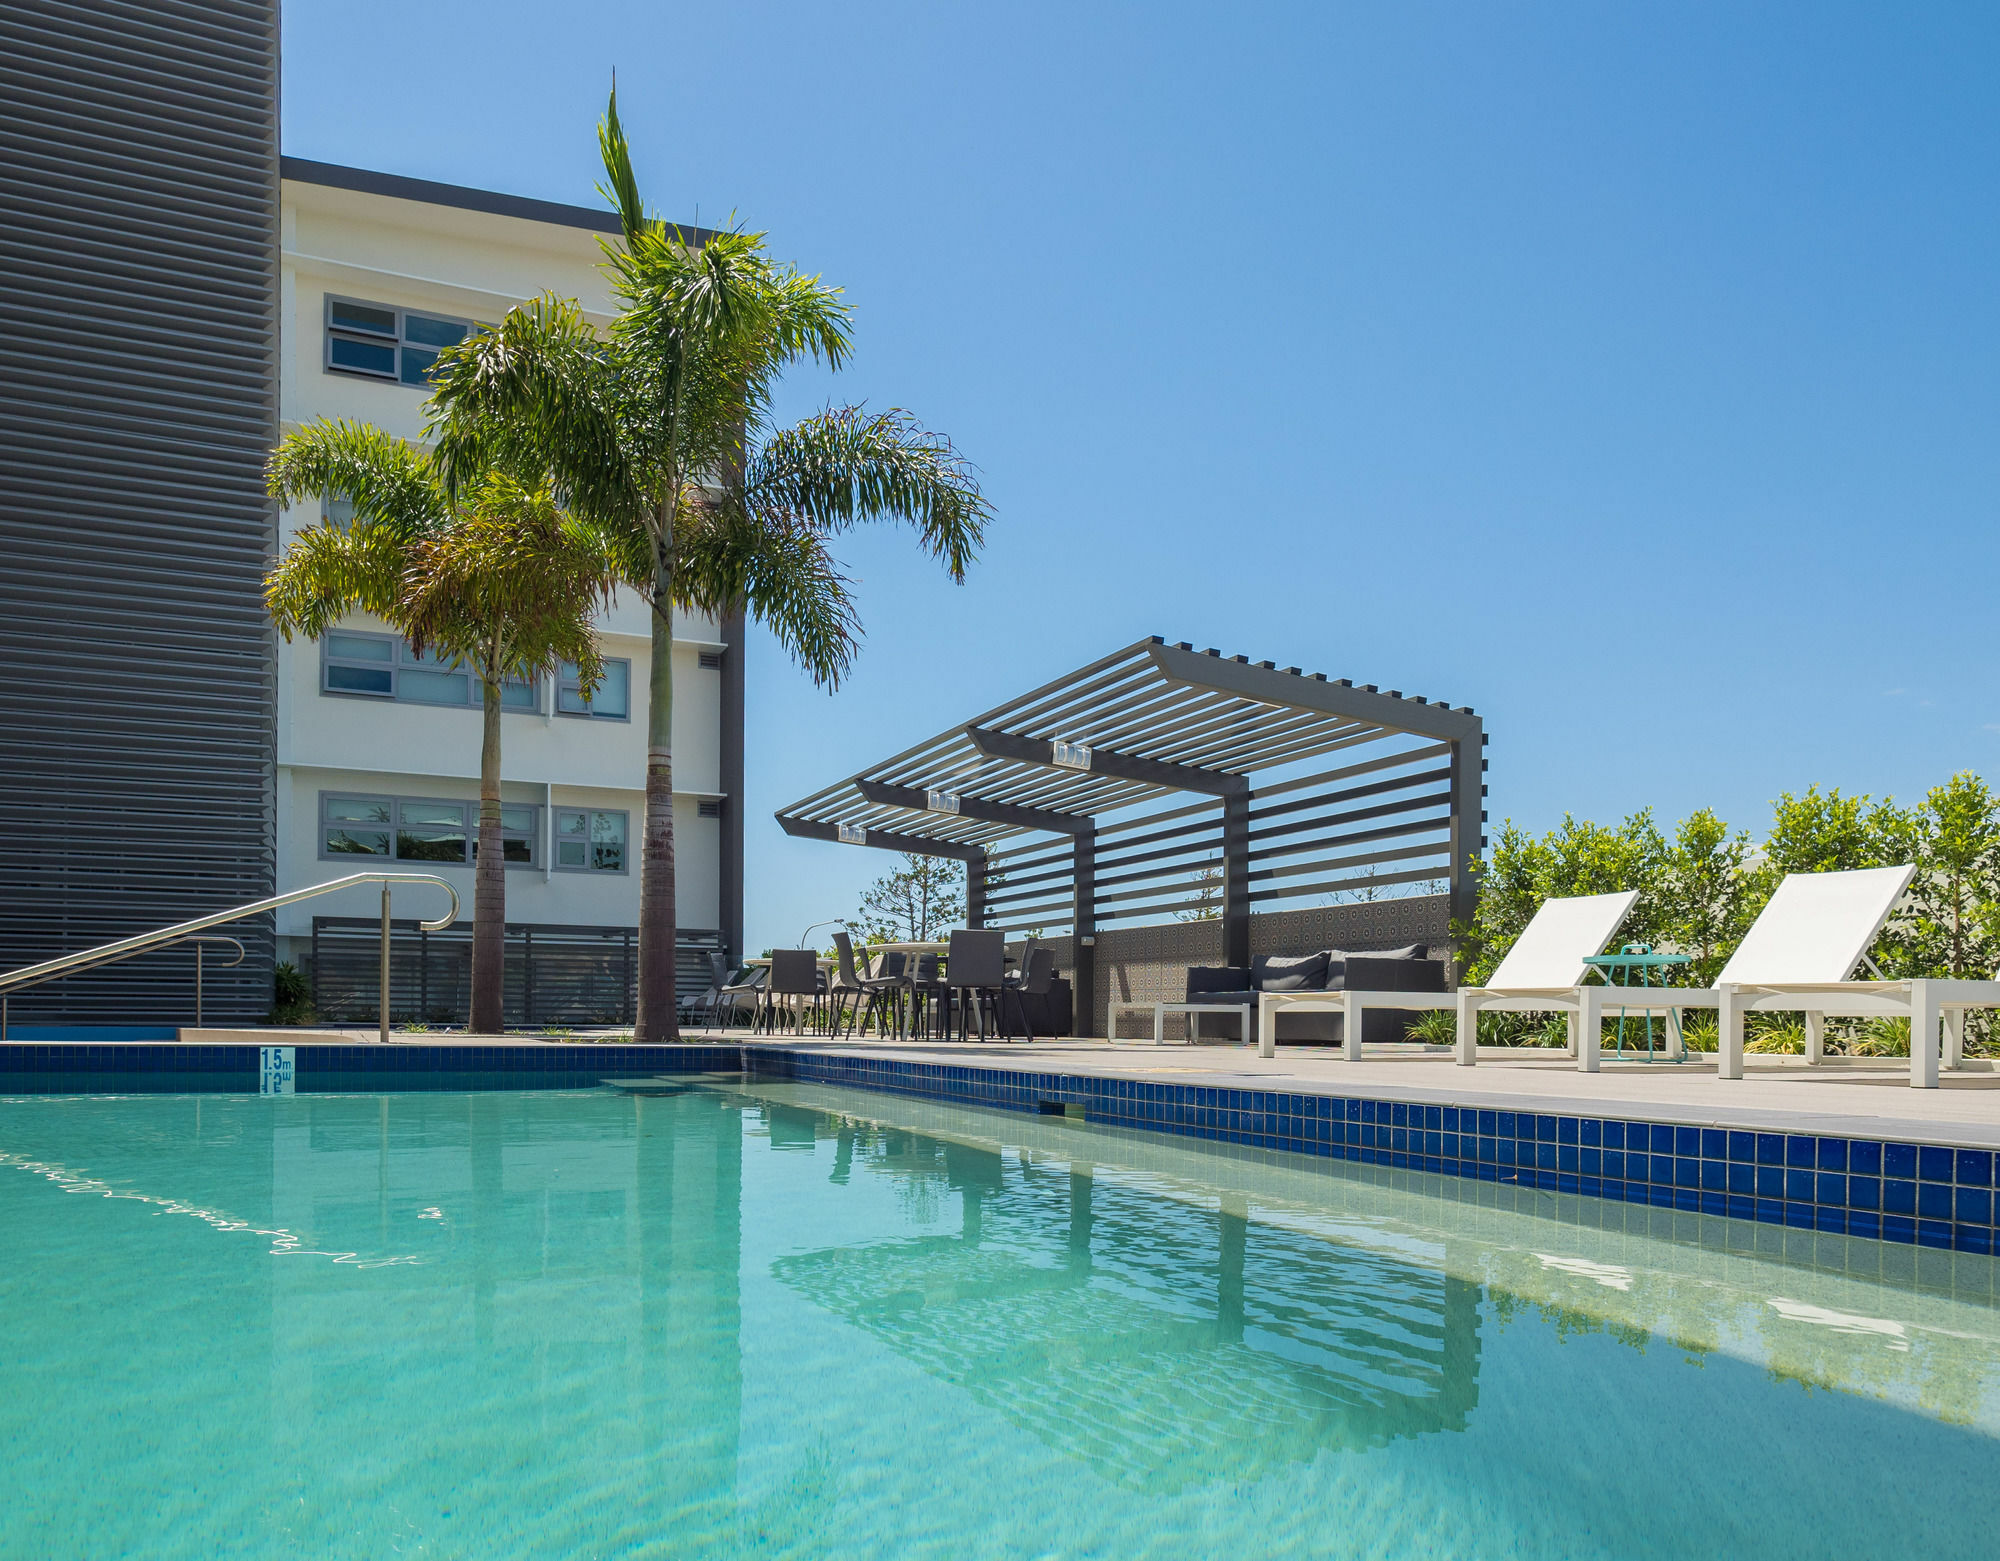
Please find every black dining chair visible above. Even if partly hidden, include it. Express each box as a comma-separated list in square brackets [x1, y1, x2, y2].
[706, 951, 761, 1032]
[858, 949, 911, 1038]
[762, 948, 822, 1035]
[946, 928, 1006, 1041]
[827, 932, 869, 1037]
[908, 951, 948, 1038]
[1000, 944, 1057, 1042]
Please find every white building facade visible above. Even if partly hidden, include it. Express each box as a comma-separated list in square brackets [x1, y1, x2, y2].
[275, 160, 744, 1022]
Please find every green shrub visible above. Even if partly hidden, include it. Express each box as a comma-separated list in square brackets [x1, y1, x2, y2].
[1405, 1010, 1457, 1045]
[269, 962, 313, 1025]
[1744, 1020, 1806, 1054]
[1848, 1017, 1910, 1056]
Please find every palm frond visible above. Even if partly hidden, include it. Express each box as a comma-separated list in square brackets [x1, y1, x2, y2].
[265, 419, 444, 538]
[595, 80, 648, 241]
[763, 265, 852, 371]
[399, 475, 623, 689]
[265, 520, 416, 640]
[678, 498, 861, 687]
[744, 406, 990, 581]
[425, 295, 637, 524]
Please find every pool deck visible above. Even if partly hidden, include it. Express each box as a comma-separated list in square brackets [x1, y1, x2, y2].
[747, 1036, 2000, 1151]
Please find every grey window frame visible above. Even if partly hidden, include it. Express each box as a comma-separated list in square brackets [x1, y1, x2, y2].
[319, 629, 542, 713]
[320, 792, 397, 861]
[554, 657, 632, 722]
[323, 294, 478, 388]
[317, 791, 540, 869]
[551, 807, 631, 875]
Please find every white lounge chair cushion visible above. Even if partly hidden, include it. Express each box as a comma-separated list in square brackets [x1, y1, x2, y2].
[1486, 890, 1639, 991]
[1716, 865, 1916, 987]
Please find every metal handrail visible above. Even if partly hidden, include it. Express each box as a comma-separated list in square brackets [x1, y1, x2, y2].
[0, 931, 242, 998]
[0, 872, 459, 1045]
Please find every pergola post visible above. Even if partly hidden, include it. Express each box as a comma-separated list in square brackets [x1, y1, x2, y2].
[1222, 792, 1251, 970]
[1072, 829, 1096, 1037]
[1447, 725, 1487, 975]
[967, 849, 986, 929]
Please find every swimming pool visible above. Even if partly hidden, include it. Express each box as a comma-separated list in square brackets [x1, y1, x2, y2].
[2, 1077, 1996, 1558]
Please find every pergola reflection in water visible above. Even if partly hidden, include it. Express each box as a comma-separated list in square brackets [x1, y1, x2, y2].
[766, 1103, 1481, 1489]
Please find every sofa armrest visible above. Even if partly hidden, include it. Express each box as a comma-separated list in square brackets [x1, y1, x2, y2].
[1344, 956, 1448, 993]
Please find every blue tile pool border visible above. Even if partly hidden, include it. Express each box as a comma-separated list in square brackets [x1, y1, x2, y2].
[742, 1044, 2000, 1257]
[5, 1039, 1994, 1256]
[0, 1042, 736, 1094]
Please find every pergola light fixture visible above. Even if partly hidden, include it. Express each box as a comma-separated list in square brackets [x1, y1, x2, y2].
[1050, 740, 1093, 771]
[925, 788, 962, 814]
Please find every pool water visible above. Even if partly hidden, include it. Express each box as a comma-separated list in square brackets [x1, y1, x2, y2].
[2, 1078, 1998, 1559]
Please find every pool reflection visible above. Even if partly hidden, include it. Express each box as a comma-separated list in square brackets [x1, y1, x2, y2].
[766, 1105, 1482, 1488]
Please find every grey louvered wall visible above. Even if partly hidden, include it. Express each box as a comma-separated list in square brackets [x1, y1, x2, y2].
[0, 1, 279, 1023]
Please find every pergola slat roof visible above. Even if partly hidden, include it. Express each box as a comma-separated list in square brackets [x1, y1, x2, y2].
[778, 637, 1479, 852]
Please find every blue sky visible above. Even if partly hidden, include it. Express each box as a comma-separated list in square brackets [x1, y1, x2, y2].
[284, 2, 2000, 953]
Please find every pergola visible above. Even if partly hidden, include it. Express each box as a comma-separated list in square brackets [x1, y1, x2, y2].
[777, 638, 1486, 1011]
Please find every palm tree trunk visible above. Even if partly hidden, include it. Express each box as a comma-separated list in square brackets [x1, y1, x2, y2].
[636, 565, 679, 1040]
[470, 673, 506, 1033]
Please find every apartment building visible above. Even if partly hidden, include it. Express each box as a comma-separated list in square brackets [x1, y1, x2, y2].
[0, 1, 741, 1027]
[277, 160, 744, 1024]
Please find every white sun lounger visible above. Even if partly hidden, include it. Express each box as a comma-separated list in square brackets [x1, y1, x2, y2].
[1707, 863, 1995, 1088]
[1453, 890, 1642, 1067]
[1555, 864, 1991, 1088]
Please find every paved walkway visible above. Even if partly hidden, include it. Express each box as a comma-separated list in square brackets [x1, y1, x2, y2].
[752, 1036, 2000, 1149]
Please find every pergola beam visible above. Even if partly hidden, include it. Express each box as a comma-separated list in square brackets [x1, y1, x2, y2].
[776, 814, 985, 863]
[1145, 641, 1481, 742]
[855, 778, 1093, 836]
[965, 726, 1249, 798]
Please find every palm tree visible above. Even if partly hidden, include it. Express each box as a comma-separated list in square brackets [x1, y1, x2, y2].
[425, 87, 991, 1040]
[265, 421, 618, 1033]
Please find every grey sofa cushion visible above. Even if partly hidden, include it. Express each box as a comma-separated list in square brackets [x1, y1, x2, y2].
[1185, 966, 1252, 1000]
[1345, 955, 1448, 994]
[1251, 952, 1329, 992]
[1323, 944, 1429, 990]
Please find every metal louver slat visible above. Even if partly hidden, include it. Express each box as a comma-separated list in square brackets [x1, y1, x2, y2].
[0, 0, 278, 1024]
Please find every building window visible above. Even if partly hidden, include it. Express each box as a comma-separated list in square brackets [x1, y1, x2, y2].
[555, 658, 631, 720]
[554, 808, 627, 873]
[322, 630, 537, 711]
[320, 794, 538, 867]
[323, 795, 394, 857]
[324, 295, 476, 387]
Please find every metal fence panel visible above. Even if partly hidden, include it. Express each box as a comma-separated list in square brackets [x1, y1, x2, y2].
[309, 919, 721, 1029]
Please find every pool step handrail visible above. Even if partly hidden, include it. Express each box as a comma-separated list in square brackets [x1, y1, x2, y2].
[0, 933, 245, 1028]
[0, 872, 460, 1045]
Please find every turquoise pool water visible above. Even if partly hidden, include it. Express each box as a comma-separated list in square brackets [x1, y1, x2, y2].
[2, 1078, 1998, 1559]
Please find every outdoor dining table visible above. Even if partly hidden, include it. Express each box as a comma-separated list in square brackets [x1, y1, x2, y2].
[851, 941, 1019, 1037]
[748, 940, 1021, 1039]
